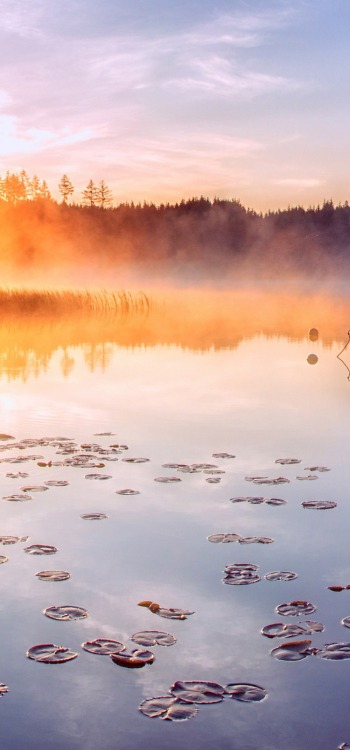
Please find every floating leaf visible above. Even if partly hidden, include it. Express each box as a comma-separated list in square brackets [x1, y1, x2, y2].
[328, 585, 345, 592]
[44, 605, 88, 621]
[27, 643, 78, 664]
[3, 493, 33, 502]
[316, 643, 350, 660]
[191, 463, 217, 470]
[239, 536, 273, 545]
[224, 683, 268, 702]
[44, 480, 69, 487]
[171, 680, 225, 704]
[230, 496, 264, 504]
[212, 453, 236, 459]
[131, 631, 177, 647]
[20, 485, 48, 493]
[154, 477, 181, 483]
[24, 544, 57, 555]
[275, 458, 301, 465]
[245, 476, 267, 482]
[139, 696, 198, 721]
[276, 600, 316, 617]
[302, 500, 337, 510]
[85, 473, 112, 480]
[224, 562, 261, 585]
[203, 469, 225, 475]
[82, 638, 126, 655]
[0, 434, 14, 440]
[207, 533, 241, 543]
[265, 497, 287, 506]
[251, 477, 290, 485]
[110, 649, 155, 668]
[296, 475, 318, 481]
[94, 432, 115, 436]
[36, 571, 70, 582]
[261, 621, 324, 639]
[305, 466, 330, 472]
[0, 683, 8, 696]
[6, 472, 28, 478]
[0, 555, 8, 564]
[122, 458, 150, 464]
[206, 478, 221, 483]
[80, 512, 108, 520]
[162, 463, 188, 469]
[271, 639, 313, 661]
[341, 616, 350, 628]
[0, 535, 28, 545]
[115, 489, 140, 495]
[265, 571, 298, 581]
[158, 607, 194, 620]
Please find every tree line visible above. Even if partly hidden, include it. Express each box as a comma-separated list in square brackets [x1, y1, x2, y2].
[0, 170, 113, 208]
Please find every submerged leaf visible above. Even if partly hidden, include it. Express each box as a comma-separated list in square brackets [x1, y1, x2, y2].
[82, 639, 126, 655]
[44, 605, 88, 621]
[27, 643, 78, 664]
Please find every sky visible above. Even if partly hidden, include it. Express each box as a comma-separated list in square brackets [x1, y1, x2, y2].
[0, 0, 349, 211]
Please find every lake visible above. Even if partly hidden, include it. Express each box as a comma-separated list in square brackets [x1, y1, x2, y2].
[0, 288, 350, 749]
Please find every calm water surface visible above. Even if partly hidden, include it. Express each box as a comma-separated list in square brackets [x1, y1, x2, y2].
[1, 297, 350, 749]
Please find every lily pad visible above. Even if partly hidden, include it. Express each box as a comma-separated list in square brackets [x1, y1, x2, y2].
[265, 498, 287, 506]
[27, 643, 78, 664]
[115, 489, 140, 495]
[212, 453, 236, 459]
[275, 458, 301, 465]
[82, 638, 126, 655]
[203, 469, 225, 475]
[154, 477, 181, 483]
[44, 480, 69, 487]
[139, 695, 198, 721]
[122, 458, 150, 463]
[85, 474, 112, 480]
[305, 466, 330, 472]
[265, 571, 298, 581]
[20, 485, 48, 492]
[276, 600, 317, 617]
[271, 639, 313, 661]
[3, 494, 33, 502]
[261, 621, 324, 639]
[0, 536, 28, 545]
[110, 649, 155, 668]
[0, 434, 14, 440]
[251, 477, 290, 485]
[239, 536, 273, 545]
[207, 533, 241, 543]
[0, 555, 8, 564]
[206, 478, 221, 483]
[224, 683, 268, 702]
[81, 513, 108, 520]
[328, 586, 345, 592]
[0, 683, 8, 696]
[224, 563, 261, 585]
[316, 643, 350, 660]
[296, 475, 318, 481]
[302, 500, 337, 510]
[36, 571, 70, 582]
[6, 472, 28, 478]
[44, 605, 88, 621]
[131, 631, 177, 647]
[230, 496, 264, 504]
[171, 680, 225, 704]
[341, 616, 350, 628]
[24, 544, 57, 555]
[158, 607, 194, 620]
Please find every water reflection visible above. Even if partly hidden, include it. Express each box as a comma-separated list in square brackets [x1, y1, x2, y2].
[0, 290, 349, 380]
[337, 331, 350, 381]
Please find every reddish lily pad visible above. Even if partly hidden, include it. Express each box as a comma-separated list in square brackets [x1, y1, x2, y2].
[24, 544, 57, 555]
[131, 631, 176, 647]
[27, 643, 78, 663]
[82, 639, 126, 655]
[224, 683, 268, 702]
[0, 683, 8, 696]
[44, 605, 88, 621]
[271, 639, 313, 661]
[110, 649, 155, 668]
[36, 571, 70, 582]
[139, 696, 198, 721]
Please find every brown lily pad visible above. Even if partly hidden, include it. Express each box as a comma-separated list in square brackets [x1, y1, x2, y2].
[271, 639, 313, 661]
[110, 649, 155, 668]
[27, 643, 78, 664]
[82, 639, 126, 655]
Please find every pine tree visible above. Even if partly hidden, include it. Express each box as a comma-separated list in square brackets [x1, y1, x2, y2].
[96, 180, 113, 209]
[82, 179, 98, 207]
[58, 174, 74, 203]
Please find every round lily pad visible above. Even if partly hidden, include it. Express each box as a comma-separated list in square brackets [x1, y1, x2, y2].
[341, 616, 350, 629]
[122, 458, 150, 463]
[27, 643, 78, 664]
[154, 477, 181, 483]
[265, 498, 287, 506]
[82, 638, 126, 655]
[139, 696, 198, 721]
[239, 536, 273, 544]
[0, 555, 8, 564]
[316, 643, 350, 660]
[20, 485, 49, 492]
[224, 562, 261, 586]
[275, 458, 301, 465]
[36, 571, 70, 582]
[131, 631, 177, 647]
[80, 513, 108, 520]
[44, 605, 88, 621]
[24, 544, 57, 555]
[265, 571, 298, 581]
[171, 680, 225, 704]
[115, 489, 140, 495]
[110, 649, 155, 668]
[302, 500, 337, 510]
[276, 600, 316, 617]
[224, 683, 268, 702]
[212, 453, 236, 459]
[261, 620, 324, 639]
[271, 639, 313, 661]
[44, 480, 69, 487]
[207, 533, 241, 543]
[3, 494, 33, 502]
[85, 474, 112, 480]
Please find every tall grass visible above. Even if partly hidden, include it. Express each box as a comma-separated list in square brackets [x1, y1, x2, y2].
[0, 288, 151, 316]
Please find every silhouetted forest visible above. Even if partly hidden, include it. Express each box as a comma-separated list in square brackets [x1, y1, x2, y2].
[0, 187, 350, 284]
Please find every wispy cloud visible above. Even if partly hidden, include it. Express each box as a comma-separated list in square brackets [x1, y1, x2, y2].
[274, 178, 325, 188]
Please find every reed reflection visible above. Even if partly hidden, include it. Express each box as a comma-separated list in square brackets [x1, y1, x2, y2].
[0, 288, 349, 380]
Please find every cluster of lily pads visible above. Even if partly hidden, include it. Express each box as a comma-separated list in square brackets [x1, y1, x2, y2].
[139, 679, 267, 722]
[222, 563, 298, 586]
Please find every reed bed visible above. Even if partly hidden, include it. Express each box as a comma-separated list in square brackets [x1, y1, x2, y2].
[0, 288, 151, 316]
